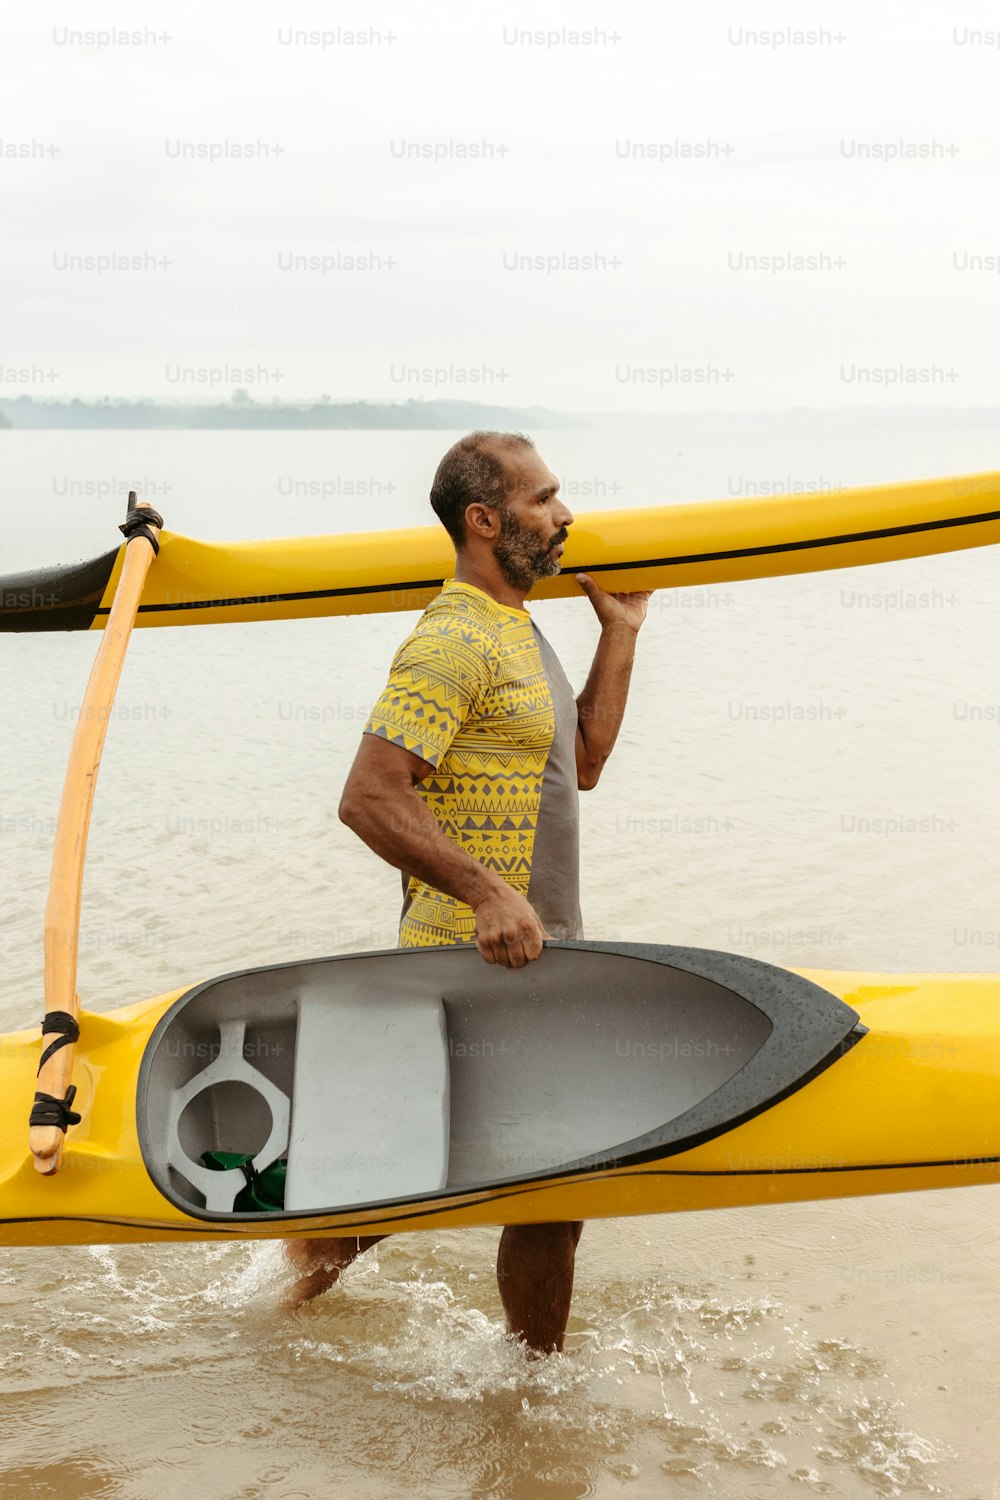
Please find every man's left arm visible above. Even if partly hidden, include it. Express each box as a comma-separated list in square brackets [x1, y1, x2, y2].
[573, 572, 653, 791]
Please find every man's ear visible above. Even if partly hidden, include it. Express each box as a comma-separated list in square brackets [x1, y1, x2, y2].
[464, 502, 499, 540]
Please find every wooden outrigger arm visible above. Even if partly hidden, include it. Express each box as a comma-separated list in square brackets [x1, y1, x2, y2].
[29, 495, 162, 1174]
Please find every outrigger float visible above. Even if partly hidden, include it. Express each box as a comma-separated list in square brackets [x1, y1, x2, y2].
[0, 473, 998, 1248]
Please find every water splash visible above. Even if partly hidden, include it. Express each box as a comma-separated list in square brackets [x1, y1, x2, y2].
[0, 1240, 951, 1497]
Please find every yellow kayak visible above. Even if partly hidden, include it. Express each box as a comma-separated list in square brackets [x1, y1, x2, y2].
[3, 467, 999, 630]
[1, 942, 998, 1247]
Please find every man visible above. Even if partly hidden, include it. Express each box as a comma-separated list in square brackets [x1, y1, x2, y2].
[285, 431, 652, 1354]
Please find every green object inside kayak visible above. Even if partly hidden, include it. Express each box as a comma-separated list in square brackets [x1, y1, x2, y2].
[201, 1151, 287, 1213]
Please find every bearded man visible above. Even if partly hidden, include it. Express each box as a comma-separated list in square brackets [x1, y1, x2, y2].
[284, 431, 652, 1354]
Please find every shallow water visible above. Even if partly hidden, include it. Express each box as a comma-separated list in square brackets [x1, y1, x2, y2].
[1, 419, 999, 1497]
[1, 1208, 987, 1500]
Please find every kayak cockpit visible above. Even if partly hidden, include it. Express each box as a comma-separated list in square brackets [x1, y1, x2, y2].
[136, 941, 863, 1220]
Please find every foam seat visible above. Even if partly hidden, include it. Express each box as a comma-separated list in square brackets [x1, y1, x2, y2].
[283, 992, 451, 1211]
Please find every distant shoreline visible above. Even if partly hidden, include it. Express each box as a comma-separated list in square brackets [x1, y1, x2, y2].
[0, 396, 996, 430]
[0, 396, 579, 431]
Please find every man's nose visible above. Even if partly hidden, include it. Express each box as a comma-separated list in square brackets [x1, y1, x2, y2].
[556, 502, 575, 528]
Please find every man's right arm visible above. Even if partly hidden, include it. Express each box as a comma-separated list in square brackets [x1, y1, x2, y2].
[339, 733, 547, 970]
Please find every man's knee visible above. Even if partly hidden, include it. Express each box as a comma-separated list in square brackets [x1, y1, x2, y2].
[285, 1237, 326, 1273]
[498, 1220, 583, 1262]
[284, 1234, 386, 1273]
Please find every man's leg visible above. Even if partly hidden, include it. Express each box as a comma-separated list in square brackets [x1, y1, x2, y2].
[496, 1220, 584, 1355]
[282, 1235, 386, 1311]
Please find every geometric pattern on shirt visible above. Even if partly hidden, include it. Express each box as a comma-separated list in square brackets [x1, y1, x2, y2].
[363, 581, 556, 949]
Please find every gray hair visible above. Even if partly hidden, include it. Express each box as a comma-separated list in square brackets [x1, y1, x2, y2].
[429, 431, 535, 547]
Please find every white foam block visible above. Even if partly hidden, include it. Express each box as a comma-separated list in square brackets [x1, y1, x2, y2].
[284, 993, 450, 1211]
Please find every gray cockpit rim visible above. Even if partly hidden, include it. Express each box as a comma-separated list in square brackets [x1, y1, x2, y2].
[135, 939, 865, 1223]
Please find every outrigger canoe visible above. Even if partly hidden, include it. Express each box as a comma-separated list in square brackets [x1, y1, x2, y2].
[1, 941, 999, 1247]
[2, 474, 999, 1245]
[2, 467, 999, 631]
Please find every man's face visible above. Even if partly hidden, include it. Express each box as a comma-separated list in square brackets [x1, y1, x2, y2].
[490, 448, 575, 592]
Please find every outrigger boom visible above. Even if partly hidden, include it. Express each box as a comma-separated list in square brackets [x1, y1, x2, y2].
[29, 496, 161, 1175]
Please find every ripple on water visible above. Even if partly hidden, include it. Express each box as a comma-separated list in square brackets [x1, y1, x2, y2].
[0, 1456, 120, 1499]
[0, 1237, 954, 1499]
[268, 1254, 949, 1499]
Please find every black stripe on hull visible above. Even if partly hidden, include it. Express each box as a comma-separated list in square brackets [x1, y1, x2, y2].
[2, 1155, 999, 1237]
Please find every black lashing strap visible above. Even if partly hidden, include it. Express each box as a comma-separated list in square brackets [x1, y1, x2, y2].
[119, 503, 164, 555]
[38, 1009, 79, 1070]
[30, 1010, 83, 1132]
[30, 1086, 81, 1131]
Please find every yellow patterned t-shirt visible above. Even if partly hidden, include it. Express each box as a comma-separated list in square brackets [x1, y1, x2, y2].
[363, 580, 582, 947]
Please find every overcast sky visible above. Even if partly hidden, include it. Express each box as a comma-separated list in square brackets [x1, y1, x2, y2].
[3, 0, 999, 410]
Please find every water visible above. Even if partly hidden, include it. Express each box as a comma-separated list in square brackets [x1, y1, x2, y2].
[1, 418, 999, 1497]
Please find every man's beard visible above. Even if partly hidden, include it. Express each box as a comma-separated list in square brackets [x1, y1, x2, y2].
[494, 508, 568, 592]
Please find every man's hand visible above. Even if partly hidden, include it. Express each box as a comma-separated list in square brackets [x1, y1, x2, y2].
[575, 573, 652, 633]
[471, 885, 549, 969]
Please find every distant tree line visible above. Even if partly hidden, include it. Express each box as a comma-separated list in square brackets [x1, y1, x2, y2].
[0, 395, 575, 430]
